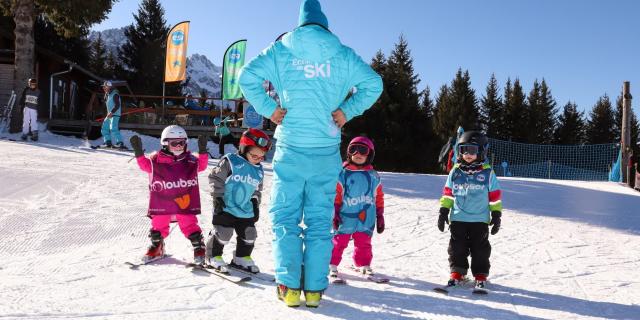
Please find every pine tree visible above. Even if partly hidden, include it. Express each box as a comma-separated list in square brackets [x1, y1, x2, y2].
[0, 0, 114, 132]
[89, 33, 108, 78]
[586, 94, 616, 144]
[419, 86, 434, 118]
[104, 52, 118, 79]
[554, 101, 586, 144]
[527, 79, 557, 144]
[502, 78, 528, 142]
[118, 0, 170, 95]
[480, 73, 504, 138]
[433, 69, 480, 139]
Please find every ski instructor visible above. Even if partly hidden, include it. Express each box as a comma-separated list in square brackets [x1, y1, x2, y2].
[239, 0, 382, 308]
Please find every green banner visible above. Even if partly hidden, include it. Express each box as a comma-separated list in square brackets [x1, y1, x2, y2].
[222, 40, 247, 100]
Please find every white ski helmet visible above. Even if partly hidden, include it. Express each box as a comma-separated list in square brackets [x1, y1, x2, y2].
[160, 125, 188, 145]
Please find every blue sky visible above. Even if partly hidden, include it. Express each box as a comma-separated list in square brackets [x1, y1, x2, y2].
[93, 0, 640, 115]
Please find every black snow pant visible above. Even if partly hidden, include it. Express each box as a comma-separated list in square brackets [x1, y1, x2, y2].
[210, 134, 239, 156]
[206, 210, 257, 258]
[448, 221, 491, 277]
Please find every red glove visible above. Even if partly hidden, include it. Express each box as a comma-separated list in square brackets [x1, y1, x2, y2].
[376, 208, 385, 234]
[333, 204, 341, 230]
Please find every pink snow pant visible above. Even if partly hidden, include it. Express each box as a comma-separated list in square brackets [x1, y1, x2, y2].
[330, 232, 373, 267]
[151, 214, 201, 239]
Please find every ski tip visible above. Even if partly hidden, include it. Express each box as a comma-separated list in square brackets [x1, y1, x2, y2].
[433, 287, 449, 294]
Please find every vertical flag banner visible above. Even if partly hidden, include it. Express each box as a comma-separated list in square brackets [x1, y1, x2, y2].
[165, 21, 190, 83]
[222, 39, 247, 100]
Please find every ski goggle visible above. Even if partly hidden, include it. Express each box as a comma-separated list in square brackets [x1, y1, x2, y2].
[167, 139, 186, 147]
[245, 131, 271, 150]
[458, 144, 479, 155]
[347, 144, 370, 156]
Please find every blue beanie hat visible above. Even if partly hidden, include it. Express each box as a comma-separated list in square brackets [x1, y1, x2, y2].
[298, 0, 329, 29]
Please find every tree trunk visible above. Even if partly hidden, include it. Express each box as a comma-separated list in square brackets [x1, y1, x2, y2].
[9, 0, 36, 133]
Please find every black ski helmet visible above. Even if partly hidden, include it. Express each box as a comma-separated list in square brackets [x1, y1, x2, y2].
[457, 131, 489, 163]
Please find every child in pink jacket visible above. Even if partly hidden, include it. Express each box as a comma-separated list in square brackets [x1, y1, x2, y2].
[129, 125, 209, 264]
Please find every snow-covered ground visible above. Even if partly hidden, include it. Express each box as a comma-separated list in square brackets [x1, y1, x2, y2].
[1, 128, 639, 320]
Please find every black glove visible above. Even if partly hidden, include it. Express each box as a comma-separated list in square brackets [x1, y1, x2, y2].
[438, 207, 450, 232]
[490, 211, 501, 235]
[129, 135, 144, 157]
[251, 198, 259, 222]
[198, 135, 208, 154]
[214, 197, 225, 215]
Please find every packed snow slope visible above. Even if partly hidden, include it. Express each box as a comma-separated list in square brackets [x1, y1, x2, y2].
[1, 129, 639, 320]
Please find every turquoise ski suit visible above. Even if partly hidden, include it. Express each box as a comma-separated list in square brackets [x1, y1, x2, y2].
[101, 89, 122, 144]
[238, 22, 382, 291]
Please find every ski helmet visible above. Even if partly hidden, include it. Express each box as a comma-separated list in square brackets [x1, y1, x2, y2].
[456, 131, 488, 163]
[160, 125, 188, 146]
[28, 78, 36, 85]
[102, 80, 113, 88]
[239, 128, 271, 154]
[347, 136, 375, 165]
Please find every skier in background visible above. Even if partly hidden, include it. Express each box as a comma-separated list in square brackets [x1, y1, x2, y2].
[238, 0, 382, 308]
[330, 137, 385, 279]
[101, 81, 124, 148]
[20, 78, 40, 141]
[129, 125, 209, 264]
[437, 131, 502, 292]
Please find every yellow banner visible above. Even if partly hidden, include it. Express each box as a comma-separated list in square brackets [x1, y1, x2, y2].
[164, 21, 190, 82]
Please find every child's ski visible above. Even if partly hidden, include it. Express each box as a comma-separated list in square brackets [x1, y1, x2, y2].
[186, 263, 251, 284]
[227, 264, 275, 282]
[90, 144, 132, 152]
[329, 273, 347, 285]
[348, 266, 389, 283]
[125, 254, 171, 269]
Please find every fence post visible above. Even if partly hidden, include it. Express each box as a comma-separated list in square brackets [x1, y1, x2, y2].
[548, 159, 551, 179]
[622, 81, 632, 185]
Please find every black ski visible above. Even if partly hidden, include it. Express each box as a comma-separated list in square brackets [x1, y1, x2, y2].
[347, 266, 389, 283]
[186, 263, 251, 284]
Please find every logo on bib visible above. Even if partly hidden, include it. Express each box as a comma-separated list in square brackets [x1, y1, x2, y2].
[174, 194, 191, 209]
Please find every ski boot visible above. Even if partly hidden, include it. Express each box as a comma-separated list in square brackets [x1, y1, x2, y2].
[30, 130, 38, 141]
[231, 255, 260, 273]
[304, 290, 323, 308]
[329, 264, 338, 277]
[473, 274, 488, 294]
[143, 230, 165, 262]
[208, 256, 229, 273]
[100, 141, 113, 148]
[277, 284, 301, 307]
[188, 232, 206, 265]
[114, 141, 126, 149]
[446, 272, 465, 287]
[354, 265, 374, 275]
[20, 134, 28, 141]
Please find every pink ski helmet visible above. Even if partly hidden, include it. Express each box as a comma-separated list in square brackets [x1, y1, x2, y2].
[347, 136, 375, 165]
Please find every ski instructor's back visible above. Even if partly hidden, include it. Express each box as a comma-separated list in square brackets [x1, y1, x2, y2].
[239, 0, 382, 308]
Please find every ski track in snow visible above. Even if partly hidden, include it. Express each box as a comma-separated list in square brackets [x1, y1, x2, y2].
[1, 130, 639, 320]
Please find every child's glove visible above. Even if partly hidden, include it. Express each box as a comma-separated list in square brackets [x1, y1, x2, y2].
[333, 214, 341, 231]
[376, 208, 385, 234]
[214, 197, 225, 215]
[197, 135, 208, 154]
[251, 198, 259, 222]
[438, 207, 450, 232]
[129, 135, 144, 157]
[490, 211, 501, 235]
